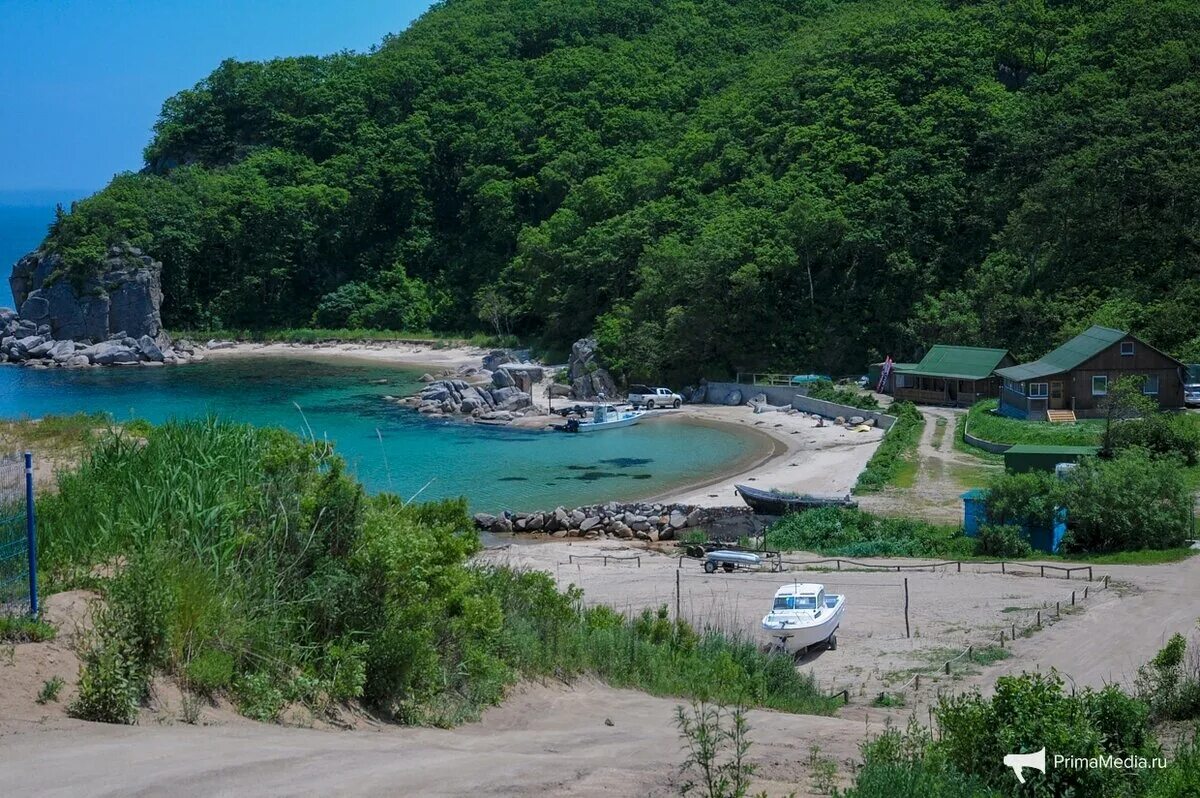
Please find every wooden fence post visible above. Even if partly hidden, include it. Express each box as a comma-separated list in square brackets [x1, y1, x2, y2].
[1037, 610, 1041, 627]
[904, 577, 910, 639]
[675, 570, 681, 622]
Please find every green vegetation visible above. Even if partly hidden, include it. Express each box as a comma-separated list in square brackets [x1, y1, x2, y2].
[43, 419, 835, 725]
[36, 0, 1200, 378]
[986, 450, 1192, 555]
[0, 614, 57, 643]
[674, 701, 757, 798]
[765, 507, 971, 559]
[855, 403, 923, 493]
[1136, 632, 1200, 723]
[964, 400, 1103, 448]
[806, 380, 879, 411]
[36, 676, 64, 705]
[973, 525, 1032, 559]
[842, 672, 1198, 797]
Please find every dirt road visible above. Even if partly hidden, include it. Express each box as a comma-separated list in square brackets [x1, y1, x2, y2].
[0, 681, 873, 798]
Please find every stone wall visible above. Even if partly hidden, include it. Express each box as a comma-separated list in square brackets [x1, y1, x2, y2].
[474, 501, 755, 542]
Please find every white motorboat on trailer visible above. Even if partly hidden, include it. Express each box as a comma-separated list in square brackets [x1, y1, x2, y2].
[560, 403, 645, 432]
[761, 583, 844, 653]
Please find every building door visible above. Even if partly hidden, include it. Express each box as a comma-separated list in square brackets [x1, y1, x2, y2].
[948, 380, 958, 403]
[1050, 381, 1064, 409]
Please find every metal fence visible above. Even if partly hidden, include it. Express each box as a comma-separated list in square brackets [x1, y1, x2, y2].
[0, 453, 37, 615]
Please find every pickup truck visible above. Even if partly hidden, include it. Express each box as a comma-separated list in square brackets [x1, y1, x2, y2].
[627, 385, 683, 409]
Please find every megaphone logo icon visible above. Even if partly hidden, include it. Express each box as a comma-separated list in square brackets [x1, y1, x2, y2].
[1003, 747, 1046, 783]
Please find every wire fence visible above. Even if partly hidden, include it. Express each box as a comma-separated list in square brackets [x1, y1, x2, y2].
[0, 452, 36, 615]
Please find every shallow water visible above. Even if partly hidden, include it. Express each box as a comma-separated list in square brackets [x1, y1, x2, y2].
[0, 356, 758, 511]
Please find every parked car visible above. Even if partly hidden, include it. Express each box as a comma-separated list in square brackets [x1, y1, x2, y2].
[1185, 384, 1200, 408]
[627, 385, 683, 409]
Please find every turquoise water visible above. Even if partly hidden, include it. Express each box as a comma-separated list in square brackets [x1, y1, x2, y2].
[0, 356, 757, 511]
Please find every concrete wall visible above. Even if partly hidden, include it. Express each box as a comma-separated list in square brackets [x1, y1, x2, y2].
[701, 381, 897, 430]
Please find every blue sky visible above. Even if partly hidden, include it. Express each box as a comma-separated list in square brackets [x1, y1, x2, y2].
[0, 0, 435, 198]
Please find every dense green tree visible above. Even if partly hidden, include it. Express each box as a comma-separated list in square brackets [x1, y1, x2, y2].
[31, 0, 1200, 378]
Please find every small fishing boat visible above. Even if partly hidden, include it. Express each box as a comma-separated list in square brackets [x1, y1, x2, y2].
[703, 549, 762, 573]
[558, 403, 645, 433]
[761, 582, 844, 653]
[734, 483, 857, 515]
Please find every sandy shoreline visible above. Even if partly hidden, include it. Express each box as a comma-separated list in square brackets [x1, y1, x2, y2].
[201, 340, 884, 507]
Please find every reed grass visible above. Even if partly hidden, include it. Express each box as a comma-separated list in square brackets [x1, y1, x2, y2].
[40, 418, 836, 725]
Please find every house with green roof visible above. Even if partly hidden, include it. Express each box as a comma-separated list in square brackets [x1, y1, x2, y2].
[891, 345, 1015, 407]
[995, 325, 1186, 421]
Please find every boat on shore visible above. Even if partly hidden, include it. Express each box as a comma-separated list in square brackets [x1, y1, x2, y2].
[734, 483, 857, 515]
[557, 403, 645, 433]
[761, 582, 844, 653]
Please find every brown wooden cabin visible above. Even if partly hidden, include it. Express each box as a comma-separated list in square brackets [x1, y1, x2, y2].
[995, 326, 1185, 421]
[891, 345, 1014, 407]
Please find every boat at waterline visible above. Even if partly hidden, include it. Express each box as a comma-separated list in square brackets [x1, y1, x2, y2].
[557, 404, 645, 433]
[734, 483, 857, 515]
[761, 582, 844, 653]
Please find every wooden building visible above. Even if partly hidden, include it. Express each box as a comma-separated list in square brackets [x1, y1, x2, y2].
[995, 326, 1186, 421]
[891, 345, 1014, 407]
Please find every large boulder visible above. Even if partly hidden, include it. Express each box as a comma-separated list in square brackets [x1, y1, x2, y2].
[482, 349, 517, 371]
[9, 243, 170, 348]
[567, 337, 618, 400]
[84, 341, 139, 365]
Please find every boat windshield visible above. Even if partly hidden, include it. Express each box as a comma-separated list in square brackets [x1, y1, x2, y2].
[773, 595, 817, 611]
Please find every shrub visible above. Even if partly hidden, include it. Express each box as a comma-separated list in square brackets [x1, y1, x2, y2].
[184, 648, 235, 695]
[974, 525, 1032, 558]
[1109, 414, 1200, 465]
[765, 507, 968, 558]
[1136, 634, 1200, 722]
[984, 449, 1191, 555]
[236, 671, 286, 722]
[69, 606, 146, 725]
[37, 676, 65, 704]
[807, 379, 879, 410]
[855, 402, 923, 493]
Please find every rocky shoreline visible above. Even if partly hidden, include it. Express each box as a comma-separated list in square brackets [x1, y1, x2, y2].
[3, 243, 207, 368]
[474, 501, 753, 541]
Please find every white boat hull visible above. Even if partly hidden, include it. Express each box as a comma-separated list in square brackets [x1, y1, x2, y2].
[762, 595, 844, 653]
[576, 414, 642, 431]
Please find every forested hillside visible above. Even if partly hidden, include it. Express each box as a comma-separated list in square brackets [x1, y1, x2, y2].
[35, 0, 1200, 379]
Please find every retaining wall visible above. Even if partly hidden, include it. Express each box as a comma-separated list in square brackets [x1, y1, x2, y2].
[701, 381, 897, 430]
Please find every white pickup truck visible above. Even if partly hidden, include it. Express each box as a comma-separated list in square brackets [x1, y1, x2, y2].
[627, 385, 683, 409]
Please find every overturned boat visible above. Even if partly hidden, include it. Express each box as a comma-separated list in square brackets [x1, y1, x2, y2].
[762, 582, 844, 653]
[735, 483, 857, 515]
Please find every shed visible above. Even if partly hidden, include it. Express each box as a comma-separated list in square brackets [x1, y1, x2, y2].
[1003, 444, 1099, 473]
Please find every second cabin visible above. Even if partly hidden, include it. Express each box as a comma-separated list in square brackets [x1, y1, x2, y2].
[890, 345, 1015, 408]
[995, 326, 1186, 422]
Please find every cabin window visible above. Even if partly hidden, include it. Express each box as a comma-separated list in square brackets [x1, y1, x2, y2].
[1092, 375, 1108, 396]
[772, 595, 817, 611]
[1143, 375, 1159, 395]
[1028, 383, 1048, 399]
[1121, 341, 1135, 356]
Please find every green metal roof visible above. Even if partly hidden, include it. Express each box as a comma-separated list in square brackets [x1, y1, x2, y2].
[995, 326, 1127, 382]
[1004, 444, 1100, 455]
[896, 345, 1011, 380]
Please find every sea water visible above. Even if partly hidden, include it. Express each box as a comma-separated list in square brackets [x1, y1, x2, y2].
[0, 356, 757, 511]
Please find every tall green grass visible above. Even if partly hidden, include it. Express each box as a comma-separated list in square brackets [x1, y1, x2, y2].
[765, 507, 971, 558]
[855, 402, 924, 493]
[41, 419, 835, 725]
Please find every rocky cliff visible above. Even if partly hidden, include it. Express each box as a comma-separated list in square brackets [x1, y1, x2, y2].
[2, 243, 195, 367]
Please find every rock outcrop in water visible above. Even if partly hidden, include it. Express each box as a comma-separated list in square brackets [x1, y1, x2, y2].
[3, 243, 199, 368]
[403, 360, 545, 423]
